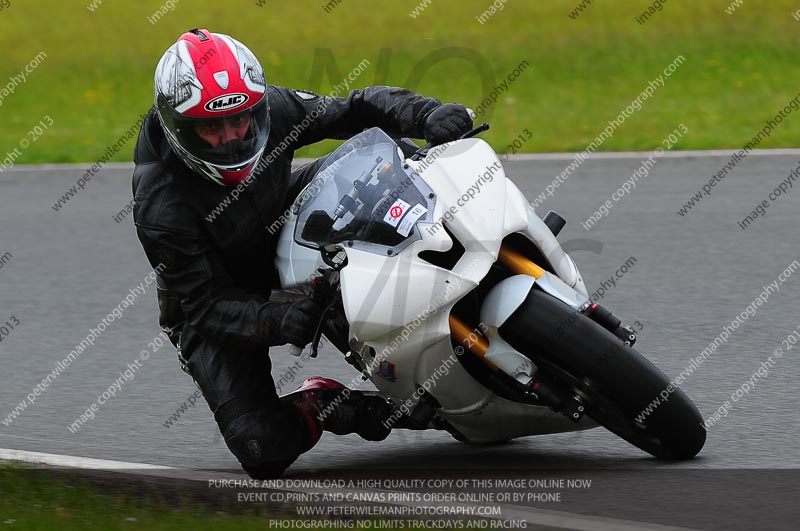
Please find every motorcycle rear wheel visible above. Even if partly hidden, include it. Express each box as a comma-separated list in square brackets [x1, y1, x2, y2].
[499, 289, 706, 460]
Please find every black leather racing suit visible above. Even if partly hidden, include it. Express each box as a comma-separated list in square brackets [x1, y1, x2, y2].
[132, 85, 443, 477]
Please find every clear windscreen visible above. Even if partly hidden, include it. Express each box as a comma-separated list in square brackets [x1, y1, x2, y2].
[293, 128, 434, 255]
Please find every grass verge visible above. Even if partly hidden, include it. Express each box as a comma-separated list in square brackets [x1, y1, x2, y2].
[0, 0, 798, 163]
[0, 466, 477, 530]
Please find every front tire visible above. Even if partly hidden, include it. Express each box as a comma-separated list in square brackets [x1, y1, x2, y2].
[499, 289, 706, 460]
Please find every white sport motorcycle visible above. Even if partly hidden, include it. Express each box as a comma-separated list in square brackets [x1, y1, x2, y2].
[276, 126, 705, 460]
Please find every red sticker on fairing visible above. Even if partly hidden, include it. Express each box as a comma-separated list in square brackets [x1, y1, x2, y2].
[383, 199, 410, 227]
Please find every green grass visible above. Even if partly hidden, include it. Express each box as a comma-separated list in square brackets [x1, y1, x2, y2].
[0, 466, 421, 531]
[0, 0, 798, 163]
[0, 467, 269, 530]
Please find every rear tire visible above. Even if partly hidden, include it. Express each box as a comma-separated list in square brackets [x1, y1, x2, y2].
[499, 289, 706, 460]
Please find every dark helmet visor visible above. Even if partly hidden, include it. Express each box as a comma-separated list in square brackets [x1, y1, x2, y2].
[158, 96, 269, 169]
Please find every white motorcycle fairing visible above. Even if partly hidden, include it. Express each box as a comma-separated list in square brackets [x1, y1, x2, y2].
[276, 130, 597, 442]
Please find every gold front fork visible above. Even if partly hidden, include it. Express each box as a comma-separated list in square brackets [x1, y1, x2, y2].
[449, 243, 545, 361]
[497, 244, 546, 279]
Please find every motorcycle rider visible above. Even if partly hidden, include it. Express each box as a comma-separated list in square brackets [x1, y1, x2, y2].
[132, 29, 473, 478]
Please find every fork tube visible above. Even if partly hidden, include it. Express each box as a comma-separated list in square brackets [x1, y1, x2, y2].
[498, 244, 547, 278]
[448, 314, 494, 367]
[448, 245, 544, 367]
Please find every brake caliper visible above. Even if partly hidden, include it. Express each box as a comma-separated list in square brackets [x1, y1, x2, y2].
[531, 378, 587, 423]
[583, 304, 637, 346]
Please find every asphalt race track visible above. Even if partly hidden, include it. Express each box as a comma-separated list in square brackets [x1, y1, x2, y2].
[2, 151, 799, 530]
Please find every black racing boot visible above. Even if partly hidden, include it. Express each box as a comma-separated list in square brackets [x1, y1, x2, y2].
[285, 377, 393, 442]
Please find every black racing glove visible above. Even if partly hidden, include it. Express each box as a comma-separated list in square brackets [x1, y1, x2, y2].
[280, 298, 327, 348]
[423, 103, 473, 146]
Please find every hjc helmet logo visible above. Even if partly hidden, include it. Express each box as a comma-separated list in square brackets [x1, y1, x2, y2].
[205, 93, 249, 112]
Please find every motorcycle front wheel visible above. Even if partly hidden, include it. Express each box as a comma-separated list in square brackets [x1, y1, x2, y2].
[499, 289, 706, 460]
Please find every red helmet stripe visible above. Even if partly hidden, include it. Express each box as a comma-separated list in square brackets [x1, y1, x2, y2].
[178, 29, 265, 119]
